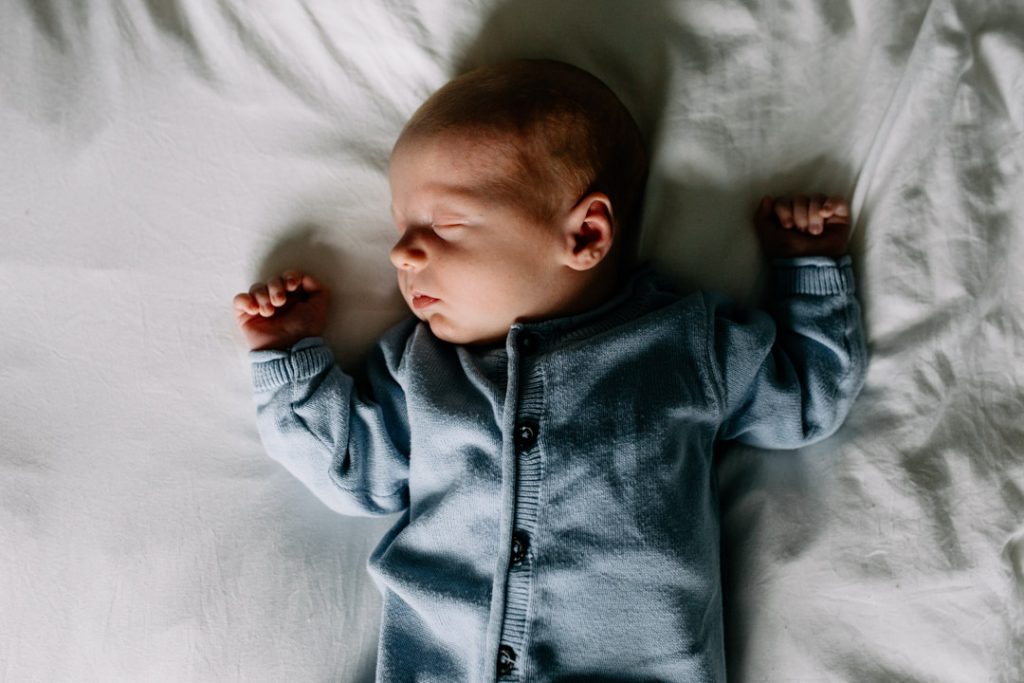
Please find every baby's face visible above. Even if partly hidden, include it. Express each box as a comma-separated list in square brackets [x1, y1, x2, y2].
[388, 133, 571, 346]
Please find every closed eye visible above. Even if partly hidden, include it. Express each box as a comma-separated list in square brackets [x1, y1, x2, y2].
[395, 222, 463, 234]
[432, 223, 466, 235]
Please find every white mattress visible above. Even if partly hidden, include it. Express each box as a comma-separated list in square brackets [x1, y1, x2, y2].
[2, 1, 1022, 681]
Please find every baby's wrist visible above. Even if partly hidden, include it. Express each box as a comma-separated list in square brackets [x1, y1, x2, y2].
[251, 336, 324, 353]
[250, 340, 334, 391]
[288, 336, 326, 352]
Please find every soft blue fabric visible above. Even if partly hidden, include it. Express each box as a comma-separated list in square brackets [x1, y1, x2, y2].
[248, 256, 867, 682]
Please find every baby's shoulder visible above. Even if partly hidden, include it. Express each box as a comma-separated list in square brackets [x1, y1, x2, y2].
[634, 272, 722, 330]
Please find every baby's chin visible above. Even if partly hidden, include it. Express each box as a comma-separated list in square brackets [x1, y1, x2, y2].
[425, 314, 507, 347]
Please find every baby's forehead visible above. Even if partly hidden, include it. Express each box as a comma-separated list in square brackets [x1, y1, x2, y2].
[390, 129, 531, 188]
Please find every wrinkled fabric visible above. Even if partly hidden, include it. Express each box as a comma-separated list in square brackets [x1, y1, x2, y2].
[249, 258, 866, 682]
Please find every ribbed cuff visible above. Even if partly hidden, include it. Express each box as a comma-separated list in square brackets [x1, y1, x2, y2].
[772, 255, 854, 296]
[250, 338, 334, 391]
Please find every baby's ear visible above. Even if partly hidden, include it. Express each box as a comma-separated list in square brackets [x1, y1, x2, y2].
[561, 192, 614, 271]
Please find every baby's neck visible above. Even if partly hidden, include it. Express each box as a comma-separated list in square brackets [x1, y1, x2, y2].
[517, 262, 623, 326]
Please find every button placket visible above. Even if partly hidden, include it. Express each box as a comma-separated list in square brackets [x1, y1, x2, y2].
[497, 332, 543, 680]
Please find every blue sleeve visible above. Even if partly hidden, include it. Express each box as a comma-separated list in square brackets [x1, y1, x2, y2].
[248, 322, 414, 516]
[710, 255, 868, 448]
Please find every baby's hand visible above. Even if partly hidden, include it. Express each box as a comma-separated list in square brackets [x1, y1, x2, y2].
[754, 194, 851, 259]
[233, 270, 330, 351]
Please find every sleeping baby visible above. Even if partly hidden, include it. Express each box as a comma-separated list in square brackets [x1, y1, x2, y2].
[232, 59, 867, 682]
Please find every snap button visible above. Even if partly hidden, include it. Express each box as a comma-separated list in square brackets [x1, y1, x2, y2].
[517, 331, 540, 353]
[514, 421, 538, 451]
[497, 644, 517, 676]
[510, 531, 529, 565]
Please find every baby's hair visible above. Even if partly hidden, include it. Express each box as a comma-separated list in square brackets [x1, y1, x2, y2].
[393, 58, 648, 268]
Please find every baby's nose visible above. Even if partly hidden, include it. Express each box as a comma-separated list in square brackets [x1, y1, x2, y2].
[389, 234, 427, 271]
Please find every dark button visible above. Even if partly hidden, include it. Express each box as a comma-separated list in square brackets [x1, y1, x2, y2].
[510, 530, 529, 565]
[517, 332, 540, 353]
[497, 644, 517, 676]
[514, 421, 538, 451]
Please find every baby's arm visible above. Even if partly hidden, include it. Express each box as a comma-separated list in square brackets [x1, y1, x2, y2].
[711, 195, 867, 448]
[236, 271, 411, 516]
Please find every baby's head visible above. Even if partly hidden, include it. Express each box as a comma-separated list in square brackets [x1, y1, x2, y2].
[388, 59, 647, 346]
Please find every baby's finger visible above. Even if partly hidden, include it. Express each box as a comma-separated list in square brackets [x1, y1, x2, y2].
[808, 194, 825, 235]
[233, 293, 259, 315]
[774, 198, 795, 229]
[823, 197, 850, 219]
[249, 283, 274, 317]
[301, 274, 323, 292]
[282, 269, 303, 292]
[267, 277, 286, 306]
[792, 195, 810, 231]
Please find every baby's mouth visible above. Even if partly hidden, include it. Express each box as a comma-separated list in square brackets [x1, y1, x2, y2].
[412, 294, 440, 310]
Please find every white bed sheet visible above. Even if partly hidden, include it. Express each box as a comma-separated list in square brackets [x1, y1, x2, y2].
[2, 1, 1022, 681]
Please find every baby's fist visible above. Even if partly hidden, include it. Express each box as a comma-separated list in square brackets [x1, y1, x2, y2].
[233, 269, 330, 351]
[754, 194, 851, 259]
